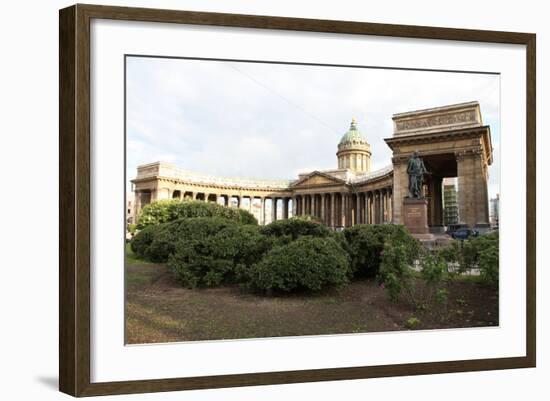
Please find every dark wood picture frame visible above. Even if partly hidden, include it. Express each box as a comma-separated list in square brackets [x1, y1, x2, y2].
[59, 3, 536, 397]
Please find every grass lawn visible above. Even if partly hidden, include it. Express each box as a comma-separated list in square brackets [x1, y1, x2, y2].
[125, 246, 498, 344]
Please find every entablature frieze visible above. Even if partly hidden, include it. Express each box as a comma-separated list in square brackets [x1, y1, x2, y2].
[384, 126, 489, 148]
[391, 145, 488, 165]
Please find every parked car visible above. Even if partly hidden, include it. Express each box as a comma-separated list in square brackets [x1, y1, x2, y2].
[445, 223, 468, 236]
[451, 227, 479, 240]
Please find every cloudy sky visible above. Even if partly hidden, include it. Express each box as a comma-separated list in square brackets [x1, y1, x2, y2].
[126, 56, 500, 199]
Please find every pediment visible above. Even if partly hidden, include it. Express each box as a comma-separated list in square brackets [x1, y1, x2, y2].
[290, 171, 345, 188]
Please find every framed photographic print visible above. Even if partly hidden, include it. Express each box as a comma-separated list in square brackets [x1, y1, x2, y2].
[59, 4, 536, 397]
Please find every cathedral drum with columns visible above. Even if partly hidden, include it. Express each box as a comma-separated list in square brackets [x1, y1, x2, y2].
[131, 101, 493, 232]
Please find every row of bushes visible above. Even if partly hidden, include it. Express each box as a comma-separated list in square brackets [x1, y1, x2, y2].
[136, 199, 257, 229]
[131, 200, 498, 297]
[131, 210, 420, 294]
[438, 231, 499, 287]
[378, 231, 499, 304]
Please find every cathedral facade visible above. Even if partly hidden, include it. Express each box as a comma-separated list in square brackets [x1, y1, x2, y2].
[131, 101, 493, 230]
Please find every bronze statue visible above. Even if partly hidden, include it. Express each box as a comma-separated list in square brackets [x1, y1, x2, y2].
[407, 151, 429, 198]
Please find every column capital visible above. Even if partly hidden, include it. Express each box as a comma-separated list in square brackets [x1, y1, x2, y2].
[391, 155, 409, 165]
[455, 148, 483, 160]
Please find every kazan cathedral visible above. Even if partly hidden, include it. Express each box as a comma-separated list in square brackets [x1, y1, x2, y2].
[131, 101, 493, 231]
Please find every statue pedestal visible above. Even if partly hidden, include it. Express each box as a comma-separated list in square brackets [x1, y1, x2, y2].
[403, 198, 430, 235]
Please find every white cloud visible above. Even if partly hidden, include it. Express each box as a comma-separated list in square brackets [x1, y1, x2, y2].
[126, 57, 500, 196]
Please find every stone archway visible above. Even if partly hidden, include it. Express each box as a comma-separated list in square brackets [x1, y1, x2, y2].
[385, 102, 493, 229]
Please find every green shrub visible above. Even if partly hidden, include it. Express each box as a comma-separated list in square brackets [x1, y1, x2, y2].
[438, 231, 499, 287]
[260, 217, 332, 240]
[167, 218, 268, 288]
[130, 224, 165, 259]
[477, 235, 499, 287]
[420, 252, 446, 286]
[135, 199, 180, 229]
[343, 224, 420, 277]
[378, 240, 414, 302]
[137, 199, 257, 229]
[435, 288, 449, 308]
[414, 252, 448, 308]
[243, 236, 351, 293]
[146, 219, 193, 263]
[405, 316, 421, 330]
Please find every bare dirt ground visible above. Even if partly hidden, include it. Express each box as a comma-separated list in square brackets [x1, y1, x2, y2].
[125, 263, 498, 344]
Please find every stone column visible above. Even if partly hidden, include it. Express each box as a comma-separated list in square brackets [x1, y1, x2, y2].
[356, 193, 362, 224]
[383, 190, 387, 223]
[391, 160, 408, 224]
[374, 191, 379, 224]
[380, 191, 385, 224]
[374, 189, 382, 224]
[259, 197, 265, 225]
[355, 194, 359, 224]
[320, 194, 326, 223]
[291, 196, 297, 217]
[457, 151, 490, 227]
[301, 195, 306, 216]
[364, 192, 369, 224]
[348, 193, 355, 227]
[271, 198, 277, 222]
[134, 190, 142, 219]
[341, 194, 346, 227]
[343, 194, 348, 227]
[370, 192, 374, 224]
[330, 193, 336, 227]
[370, 192, 375, 224]
[384, 191, 388, 223]
[344, 193, 353, 227]
[389, 190, 393, 223]
[380, 191, 384, 224]
[362, 193, 366, 224]
[379, 191, 383, 223]
[348, 193, 353, 227]
[367, 192, 371, 223]
[370, 191, 376, 224]
[433, 177, 443, 226]
[339, 193, 345, 227]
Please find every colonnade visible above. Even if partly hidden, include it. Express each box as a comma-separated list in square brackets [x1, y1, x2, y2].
[135, 187, 392, 228]
[293, 187, 392, 228]
[154, 189, 294, 225]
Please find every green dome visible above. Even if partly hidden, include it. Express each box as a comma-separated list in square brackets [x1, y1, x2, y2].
[339, 119, 368, 146]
